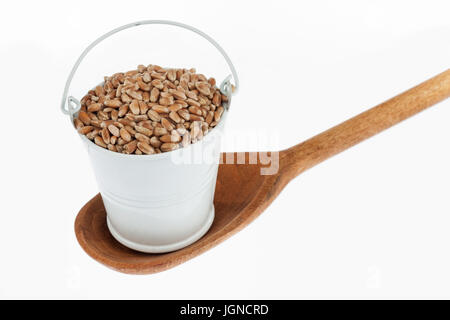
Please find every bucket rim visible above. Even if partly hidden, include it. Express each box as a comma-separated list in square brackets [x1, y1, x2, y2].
[79, 109, 228, 160]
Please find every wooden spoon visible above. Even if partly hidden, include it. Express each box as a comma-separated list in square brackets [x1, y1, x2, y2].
[76, 70, 450, 274]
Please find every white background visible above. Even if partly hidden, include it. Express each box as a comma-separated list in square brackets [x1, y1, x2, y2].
[0, 0, 449, 299]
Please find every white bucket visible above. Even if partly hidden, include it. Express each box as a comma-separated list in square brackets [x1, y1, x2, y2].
[61, 20, 239, 253]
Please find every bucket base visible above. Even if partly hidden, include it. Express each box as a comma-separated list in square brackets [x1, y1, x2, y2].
[106, 206, 215, 254]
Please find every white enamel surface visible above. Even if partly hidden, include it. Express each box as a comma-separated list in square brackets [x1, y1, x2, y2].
[80, 113, 226, 253]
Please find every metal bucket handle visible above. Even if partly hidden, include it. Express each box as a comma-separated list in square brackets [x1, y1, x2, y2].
[61, 20, 239, 116]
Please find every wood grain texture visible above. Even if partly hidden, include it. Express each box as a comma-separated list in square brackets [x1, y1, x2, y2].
[281, 69, 450, 179]
[75, 70, 450, 274]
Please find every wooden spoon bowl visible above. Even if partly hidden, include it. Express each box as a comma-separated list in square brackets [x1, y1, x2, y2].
[75, 70, 450, 274]
[76, 154, 281, 274]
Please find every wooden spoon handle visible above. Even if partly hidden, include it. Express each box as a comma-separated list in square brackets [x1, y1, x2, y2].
[281, 69, 450, 179]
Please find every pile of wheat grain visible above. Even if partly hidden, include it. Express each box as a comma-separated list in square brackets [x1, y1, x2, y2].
[74, 64, 227, 154]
